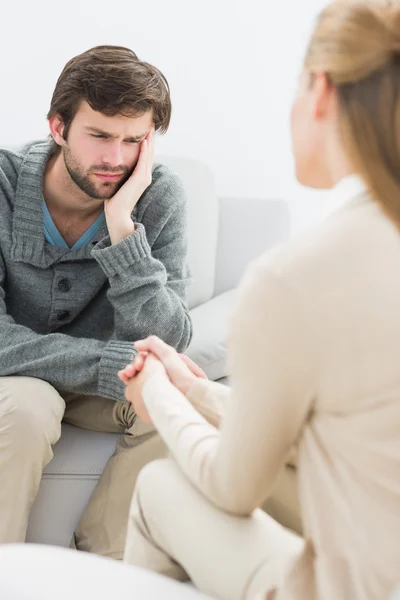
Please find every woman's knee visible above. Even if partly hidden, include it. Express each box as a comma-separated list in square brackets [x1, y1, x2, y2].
[133, 458, 187, 520]
[137, 458, 179, 490]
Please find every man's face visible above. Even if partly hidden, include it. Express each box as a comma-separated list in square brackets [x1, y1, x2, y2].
[60, 101, 154, 200]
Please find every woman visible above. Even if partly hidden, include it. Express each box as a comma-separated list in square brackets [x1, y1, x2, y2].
[119, 2, 400, 599]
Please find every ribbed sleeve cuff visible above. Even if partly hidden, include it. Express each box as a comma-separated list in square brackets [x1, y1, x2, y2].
[91, 224, 152, 277]
[98, 340, 137, 401]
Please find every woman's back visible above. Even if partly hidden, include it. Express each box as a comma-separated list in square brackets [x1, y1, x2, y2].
[266, 179, 400, 599]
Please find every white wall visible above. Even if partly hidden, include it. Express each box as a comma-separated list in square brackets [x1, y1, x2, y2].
[0, 0, 330, 231]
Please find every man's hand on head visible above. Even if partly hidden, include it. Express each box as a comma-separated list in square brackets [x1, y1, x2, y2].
[104, 126, 155, 245]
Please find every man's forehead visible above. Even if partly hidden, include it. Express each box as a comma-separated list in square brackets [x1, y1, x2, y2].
[75, 100, 153, 135]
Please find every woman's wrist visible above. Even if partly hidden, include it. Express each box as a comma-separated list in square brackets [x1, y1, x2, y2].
[176, 373, 198, 397]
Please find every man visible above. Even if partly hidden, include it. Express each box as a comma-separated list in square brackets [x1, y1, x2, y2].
[0, 45, 192, 558]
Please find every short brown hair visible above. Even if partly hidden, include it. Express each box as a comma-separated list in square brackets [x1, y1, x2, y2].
[305, 1, 400, 226]
[47, 45, 171, 140]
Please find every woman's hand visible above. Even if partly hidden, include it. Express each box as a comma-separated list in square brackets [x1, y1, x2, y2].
[118, 336, 207, 396]
[124, 353, 167, 424]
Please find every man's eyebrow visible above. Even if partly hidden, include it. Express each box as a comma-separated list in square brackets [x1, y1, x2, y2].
[124, 133, 148, 142]
[85, 126, 116, 137]
[85, 126, 147, 142]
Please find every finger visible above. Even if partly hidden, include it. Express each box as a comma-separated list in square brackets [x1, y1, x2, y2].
[135, 336, 175, 362]
[118, 370, 131, 385]
[145, 126, 155, 143]
[118, 363, 137, 380]
[133, 353, 146, 372]
[119, 140, 148, 198]
[149, 126, 156, 165]
[124, 364, 137, 376]
[145, 127, 155, 177]
[179, 354, 208, 379]
[135, 138, 148, 174]
[179, 354, 206, 378]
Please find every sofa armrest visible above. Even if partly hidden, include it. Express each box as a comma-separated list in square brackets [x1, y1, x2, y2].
[214, 197, 291, 296]
[186, 289, 236, 381]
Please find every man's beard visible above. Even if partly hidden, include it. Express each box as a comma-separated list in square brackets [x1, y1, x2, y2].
[63, 145, 131, 200]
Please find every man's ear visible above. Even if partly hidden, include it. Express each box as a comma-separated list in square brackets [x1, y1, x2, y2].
[48, 115, 66, 147]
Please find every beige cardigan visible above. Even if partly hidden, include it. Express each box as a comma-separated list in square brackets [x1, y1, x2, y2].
[142, 176, 400, 600]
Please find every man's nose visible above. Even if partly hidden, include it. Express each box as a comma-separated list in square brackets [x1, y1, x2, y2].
[101, 141, 124, 168]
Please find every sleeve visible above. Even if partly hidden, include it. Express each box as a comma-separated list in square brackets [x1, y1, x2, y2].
[0, 250, 135, 402]
[187, 379, 299, 466]
[186, 379, 231, 428]
[91, 170, 192, 353]
[142, 259, 315, 515]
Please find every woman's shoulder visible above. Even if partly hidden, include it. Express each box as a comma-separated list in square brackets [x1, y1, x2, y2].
[246, 193, 395, 292]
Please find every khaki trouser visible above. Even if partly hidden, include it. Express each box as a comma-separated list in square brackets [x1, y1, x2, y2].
[0, 376, 166, 558]
[124, 459, 305, 600]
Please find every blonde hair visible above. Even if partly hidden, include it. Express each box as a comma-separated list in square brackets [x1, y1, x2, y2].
[305, 0, 400, 225]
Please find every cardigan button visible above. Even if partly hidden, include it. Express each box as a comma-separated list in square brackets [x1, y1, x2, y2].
[57, 310, 70, 321]
[58, 278, 71, 293]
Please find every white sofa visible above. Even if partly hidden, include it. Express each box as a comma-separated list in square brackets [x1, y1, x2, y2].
[0, 544, 214, 599]
[25, 155, 291, 547]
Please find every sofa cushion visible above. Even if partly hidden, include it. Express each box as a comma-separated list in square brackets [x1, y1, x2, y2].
[42, 424, 120, 477]
[157, 155, 219, 310]
[26, 425, 120, 546]
[185, 289, 236, 381]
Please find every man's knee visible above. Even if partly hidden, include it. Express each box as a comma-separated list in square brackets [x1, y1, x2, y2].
[115, 400, 158, 439]
[0, 377, 65, 448]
